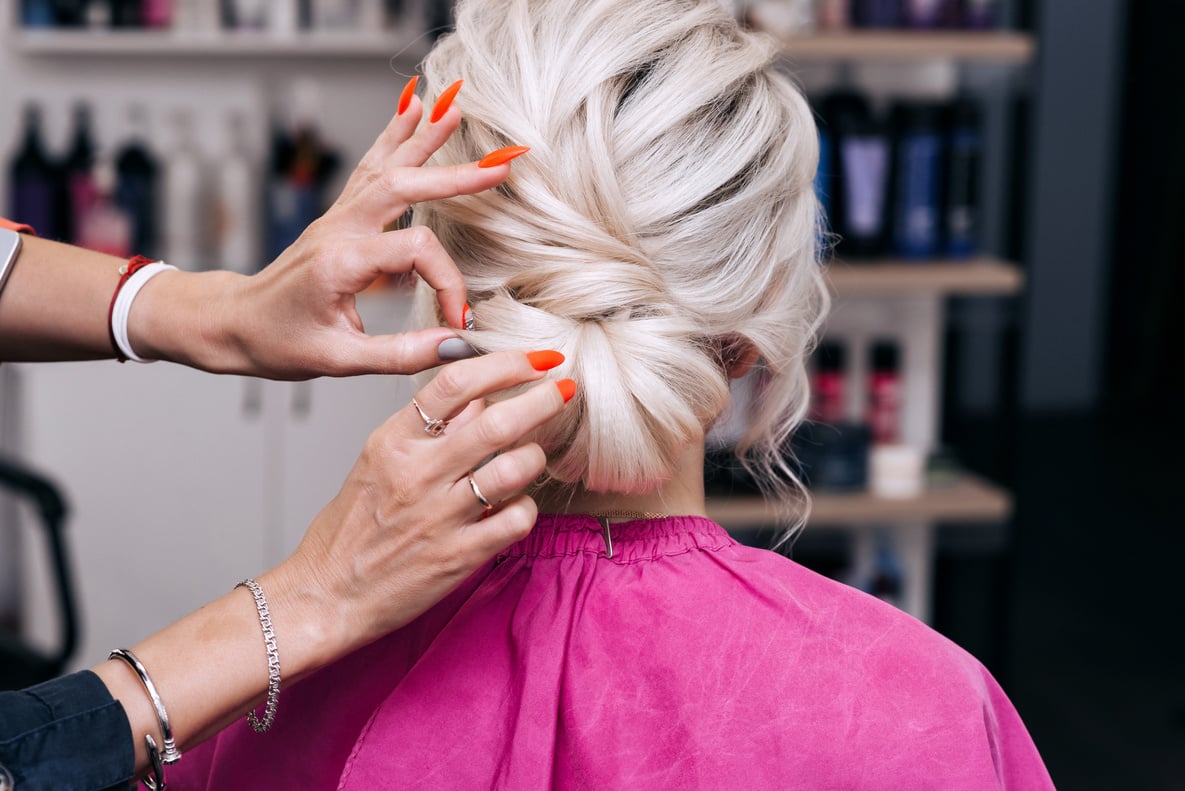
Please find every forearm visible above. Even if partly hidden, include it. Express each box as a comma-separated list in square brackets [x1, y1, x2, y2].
[91, 562, 346, 779]
[0, 234, 244, 369]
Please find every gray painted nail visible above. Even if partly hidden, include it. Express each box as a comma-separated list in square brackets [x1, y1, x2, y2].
[437, 337, 480, 360]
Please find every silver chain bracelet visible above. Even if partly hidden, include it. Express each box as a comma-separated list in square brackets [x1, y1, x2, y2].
[237, 578, 281, 733]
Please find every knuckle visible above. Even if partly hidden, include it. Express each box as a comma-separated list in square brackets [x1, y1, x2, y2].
[501, 500, 538, 542]
[404, 225, 436, 254]
[430, 365, 467, 403]
[476, 410, 515, 449]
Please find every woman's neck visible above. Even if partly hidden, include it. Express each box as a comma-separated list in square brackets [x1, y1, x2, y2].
[533, 442, 707, 521]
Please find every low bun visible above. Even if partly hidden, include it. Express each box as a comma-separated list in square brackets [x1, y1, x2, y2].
[416, 0, 828, 516]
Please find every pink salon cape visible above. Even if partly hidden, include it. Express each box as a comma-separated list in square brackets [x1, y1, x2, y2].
[174, 514, 1054, 789]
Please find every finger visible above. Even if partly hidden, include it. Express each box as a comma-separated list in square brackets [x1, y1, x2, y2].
[463, 494, 539, 558]
[405, 350, 564, 434]
[383, 96, 465, 170]
[333, 226, 466, 329]
[438, 377, 574, 473]
[453, 443, 547, 517]
[328, 326, 471, 377]
[346, 158, 516, 230]
[336, 85, 425, 206]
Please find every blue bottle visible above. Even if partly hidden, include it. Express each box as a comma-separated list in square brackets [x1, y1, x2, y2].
[20, 0, 54, 27]
[943, 97, 982, 258]
[891, 103, 943, 260]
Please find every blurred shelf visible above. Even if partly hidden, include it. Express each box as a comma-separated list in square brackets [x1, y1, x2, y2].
[707, 473, 1012, 530]
[10, 29, 429, 59]
[778, 31, 1035, 63]
[827, 256, 1024, 296]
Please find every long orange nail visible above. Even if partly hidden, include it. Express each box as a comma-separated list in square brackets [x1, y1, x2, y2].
[527, 350, 565, 371]
[397, 75, 419, 116]
[430, 79, 464, 123]
[478, 145, 530, 168]
[556, 379, 577, 403]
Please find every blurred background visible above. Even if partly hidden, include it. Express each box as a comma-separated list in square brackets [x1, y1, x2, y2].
[0, 0, 1181, 787]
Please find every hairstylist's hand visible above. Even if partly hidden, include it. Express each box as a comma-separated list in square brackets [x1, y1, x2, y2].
[134, 81, 523, 379]
[256, 350, 575, 675]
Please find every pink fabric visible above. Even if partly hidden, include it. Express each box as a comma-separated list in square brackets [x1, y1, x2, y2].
[176, 515, 1053, 789]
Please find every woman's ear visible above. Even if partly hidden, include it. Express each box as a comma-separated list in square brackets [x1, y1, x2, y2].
[718, 334, 760, 380]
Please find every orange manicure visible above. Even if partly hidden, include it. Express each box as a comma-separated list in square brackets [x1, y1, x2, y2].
[397, 75, 419, 116]
[478, 145, 531, 168]
[527, 350, 565, 371]
[556, 379, 577, 403]
[430, 79, 464, 123]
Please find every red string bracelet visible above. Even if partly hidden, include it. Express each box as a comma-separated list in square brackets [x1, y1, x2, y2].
[107, 255, 158, 362]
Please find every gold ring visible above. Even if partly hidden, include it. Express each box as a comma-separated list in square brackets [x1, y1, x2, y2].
[467, 471, 493, 512]
[412, 399, 448, 437]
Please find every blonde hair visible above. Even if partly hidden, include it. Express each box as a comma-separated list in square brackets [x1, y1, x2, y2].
[416, 0, 828, 520]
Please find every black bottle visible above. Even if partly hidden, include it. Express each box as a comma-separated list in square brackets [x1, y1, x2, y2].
[115, 107, 160, 256]
[60, 103, 97, 244]
[8, 104, 59, 238]
[943, 96, 982, 258]
[822, 92, 891, 259]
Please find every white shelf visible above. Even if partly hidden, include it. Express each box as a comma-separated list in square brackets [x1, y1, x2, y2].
[778, 31, 1036, 63]
[10, 29, 430, 59]
[708, 473, 1013, 530]
[827, 257, 1024, 296]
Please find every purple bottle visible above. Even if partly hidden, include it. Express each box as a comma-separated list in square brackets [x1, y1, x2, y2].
[960, 0, 999, 29]
[8, 105, 58, 238]
[854, 0, 901, 28]
[904, 0, 958, 28]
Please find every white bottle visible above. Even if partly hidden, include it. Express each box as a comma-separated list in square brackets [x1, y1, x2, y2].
[163, 111, 208, 271]
[212, 112, 260, 274]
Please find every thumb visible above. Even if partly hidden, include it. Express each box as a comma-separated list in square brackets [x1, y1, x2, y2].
[335, 327, 474, 376]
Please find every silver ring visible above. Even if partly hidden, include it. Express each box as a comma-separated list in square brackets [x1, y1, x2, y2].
[467, 471, 494, 512]
[412, 398, 448, 437]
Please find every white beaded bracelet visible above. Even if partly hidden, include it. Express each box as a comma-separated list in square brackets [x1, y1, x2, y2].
[110, 260, 177, 363]
[237, 578, 281, 733]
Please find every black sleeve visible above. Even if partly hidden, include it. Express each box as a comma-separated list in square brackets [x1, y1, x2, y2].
[0, 670, 135, 790]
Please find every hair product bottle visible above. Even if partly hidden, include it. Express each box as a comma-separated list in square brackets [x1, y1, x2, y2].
[943, 96, 982, 258]
[866, 339, 902, 444]
[811, 340, 848, 425]
[825, 92, 891, 258]
[853, 0, 901, 28]
[78, 158, 133, 258]
[162, 110, 207, 270]
[61, 103, 98, 244]
[115, 106, 161, 258]
[891, 102, 943, 259]
[7, 104, 58, 237]
[213, 112, 260, 274]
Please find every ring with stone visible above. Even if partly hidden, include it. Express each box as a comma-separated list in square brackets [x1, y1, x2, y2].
[412, 398, 448, 437]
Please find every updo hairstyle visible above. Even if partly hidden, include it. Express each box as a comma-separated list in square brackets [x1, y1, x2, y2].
[416, 0, 828, 514]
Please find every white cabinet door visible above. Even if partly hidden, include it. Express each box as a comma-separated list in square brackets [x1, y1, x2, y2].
[14, 362, 268, 670]
[276, 374, 415, 563]
[275, 292, 420, 562]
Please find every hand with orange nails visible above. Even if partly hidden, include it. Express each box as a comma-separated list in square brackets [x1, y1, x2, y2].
[151, 76, 530, 380]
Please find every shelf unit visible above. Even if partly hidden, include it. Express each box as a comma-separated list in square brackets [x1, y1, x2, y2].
[708, 474, 1011, 530]
[779, 31, 1035, 63]
[826, 257, 1024, 296]
[10, 28, 429, 59]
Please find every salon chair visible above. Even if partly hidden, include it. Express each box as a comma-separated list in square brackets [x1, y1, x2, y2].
[0, 456, 78, 690]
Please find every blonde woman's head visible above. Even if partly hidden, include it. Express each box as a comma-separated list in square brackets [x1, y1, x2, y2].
[417, 0, 828, 513]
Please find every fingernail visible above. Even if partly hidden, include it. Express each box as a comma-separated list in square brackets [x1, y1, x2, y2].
[556, 379, 577, 403]
[478, 145, 530, 168]
[397, 75, 419, 116]
[438, 337, 479, 361]
[463, 303, 474, 331]
[430, 79, 464, 123]
[527, 350, 565, 371]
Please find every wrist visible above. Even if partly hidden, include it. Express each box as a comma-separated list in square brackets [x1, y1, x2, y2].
[128, 268, 248, 372]
[256, 560, 350, 682]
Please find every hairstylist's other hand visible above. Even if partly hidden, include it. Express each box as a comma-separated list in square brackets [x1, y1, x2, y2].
[255, 350, 575, 676]
[134, 81, 521, 379]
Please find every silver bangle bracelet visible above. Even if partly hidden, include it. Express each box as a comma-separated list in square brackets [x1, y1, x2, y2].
[107, 648, 182, 768]
[237, 578, 281, 733]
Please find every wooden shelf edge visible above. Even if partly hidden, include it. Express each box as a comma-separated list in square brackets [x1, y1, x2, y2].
[10, 29, 429, 58]
[707, 473, 1013, 530]
[777, 31, 1036, 63]
[826, 257, 1025, 296]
